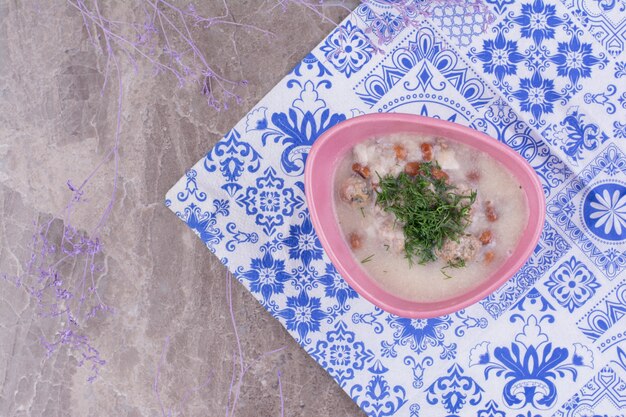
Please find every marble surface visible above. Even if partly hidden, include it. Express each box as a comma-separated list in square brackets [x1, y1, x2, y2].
[0, 1, 364, 416]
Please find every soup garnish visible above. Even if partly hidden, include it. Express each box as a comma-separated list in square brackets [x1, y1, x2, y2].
[375, 162, 476, 267]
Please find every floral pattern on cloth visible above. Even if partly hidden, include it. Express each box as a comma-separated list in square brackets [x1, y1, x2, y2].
[166, 2, 626, 416]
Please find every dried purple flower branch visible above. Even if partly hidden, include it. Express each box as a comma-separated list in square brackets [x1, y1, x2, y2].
[271, 0, 355, 26]
[68, 0, 274, 110]
[1, 215, 111, 383]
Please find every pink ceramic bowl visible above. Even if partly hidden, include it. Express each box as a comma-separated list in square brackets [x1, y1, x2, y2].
[304, 113, 545, 318]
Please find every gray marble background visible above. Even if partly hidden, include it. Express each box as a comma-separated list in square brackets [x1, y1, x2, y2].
[0, 1, 365, 415]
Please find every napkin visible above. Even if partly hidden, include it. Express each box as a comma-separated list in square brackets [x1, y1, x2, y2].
[166, 1, 626, 415]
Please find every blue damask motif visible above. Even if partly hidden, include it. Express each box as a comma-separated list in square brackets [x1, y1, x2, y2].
[577, 280, 626, 341]
[176, 170, 207, 202]
[471, 0, 607, 127]
[309, 320, 374, 387]
[584, 84, 617, 115]
[553, 366, 626, 417]
[512, 0, 565, 45]
[282, 211, 323, 267]
[486, 0, 515, 14]
[403, 355, 433, 389]
[425, 363, 484, 416]
[583, 183, 626, 240]
[204, 128, 261, 197]
[352, 308, 385, 334]
[355, 26, 493, 109]
[350, 360, 408, 417]
[320, 20, 375, 78]
[277, 290, 327, 345]
[616, 61, 626, 77]
[469, 24, 524, 83]
[599, 329, 626, 353]
[262, 81, 346, 176]
[469, 315, 594, 409]
[292, 52, 332, 78]
[512, 72, 561, 128]
[471, 98, 572, 198]
[477, 400, 506, 417]
[381, 315, 456, 359]
[544, 106, 608, 164]
[236, 242, 291, 304]
[545, 256, 601, 313]
[319, 263, 358, 318]
[245, 107, 268, 132]
[547, 144, 626, 279]
[177, 200, 229, 251]
[286, 263, 324, 294]
[235, 167, 304, 235]
[454, 309, 489, 337]
[512, 287, 556, 313]
[550, 35, 607, 89]
[563, 0, 626, 57]
[480, 223, 571, 318]
[613, 346, 626, 372]
[224, 223, 259, 252]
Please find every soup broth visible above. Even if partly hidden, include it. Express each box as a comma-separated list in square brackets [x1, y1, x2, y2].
[334, 133, 529, 302]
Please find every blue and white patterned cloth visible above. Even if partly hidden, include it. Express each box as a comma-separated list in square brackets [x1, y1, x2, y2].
[166, 1, 626, 416]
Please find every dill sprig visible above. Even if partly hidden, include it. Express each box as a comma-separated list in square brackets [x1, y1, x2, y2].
[375, 162, 476, 266]
[361, 254, 375, 264]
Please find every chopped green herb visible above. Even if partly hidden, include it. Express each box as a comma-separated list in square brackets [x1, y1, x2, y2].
[375, 162, 476, 267]
[440, 266, 453, 280]
[361, 254, 375, 264]
[447, 258, 466, 268]
[360, 207, 365, 218]
[384, 244, 390, 251]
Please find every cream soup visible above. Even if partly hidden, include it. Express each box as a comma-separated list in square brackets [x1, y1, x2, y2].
[334, 133, 529, 302]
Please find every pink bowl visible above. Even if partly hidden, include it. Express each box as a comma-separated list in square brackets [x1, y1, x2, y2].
[304, 113, 545, 318]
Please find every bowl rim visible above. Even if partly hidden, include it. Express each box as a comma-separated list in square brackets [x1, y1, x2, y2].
[304, 113, 546, 318]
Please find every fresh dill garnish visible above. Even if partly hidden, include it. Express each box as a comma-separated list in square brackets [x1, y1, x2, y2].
[360, 207, 365, 218]
[375, 162, 476, 267]
[447, 258, 466, 268]
[384, 244, 390, 251]
[361, 254, 375, 264]
[440, 266, 453, 280]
